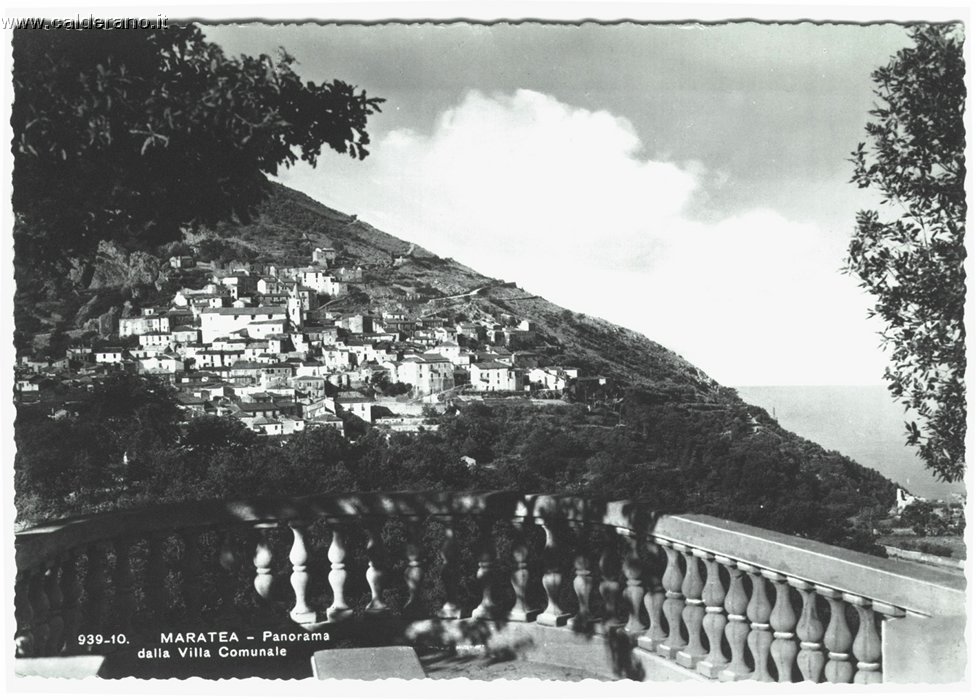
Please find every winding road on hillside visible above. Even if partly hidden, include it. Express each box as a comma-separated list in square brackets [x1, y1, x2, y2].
[431, 282, 538, 303]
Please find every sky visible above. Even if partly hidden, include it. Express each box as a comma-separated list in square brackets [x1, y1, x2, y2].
[199, 21, 920, 387]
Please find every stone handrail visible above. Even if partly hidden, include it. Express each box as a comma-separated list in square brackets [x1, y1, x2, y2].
[14, 491, 967, 683]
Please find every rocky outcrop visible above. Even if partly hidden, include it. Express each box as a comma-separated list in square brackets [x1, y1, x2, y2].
[86, 241, 166, 290]
[96, 307, 120, 338]
[79, 304, 120, 338]
[73, 295, 101, 328]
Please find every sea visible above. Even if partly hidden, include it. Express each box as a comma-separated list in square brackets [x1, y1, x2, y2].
[735, 385, 966, 501]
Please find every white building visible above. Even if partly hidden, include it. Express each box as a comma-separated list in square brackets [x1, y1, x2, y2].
[249, 416, 284, 436]
[139, 332, 173, 348]
[895, 487, 922, 513]
[321, 347, 356, 370]
[137, 354, 184, 375]
[295, 360, 326, 378]
[128, 347, 162, 360]
[528, 366, 579, 392]
[469, 362, 523, 392]
[119, 317, 151, 337]
[397, 354, 455, 396]
[171, 326, 200, 344]
[287, 296, 304, 328]
[174, 286, 225, 308]
[257, 277, 284, 295]
[200, 307, 287, 343]
[339, 396, 375, 423]
[298, 268, 332, 294]
[306, 412, 346, 437]
[95, 349, 125, 364]
[431, 341, 467, 364]
[280, 417, 307, 435]
[295, 268, 348, 297]
[247, 318, 287, 340]
[313, 247, 337, 265]
[195, 348, 245, 369]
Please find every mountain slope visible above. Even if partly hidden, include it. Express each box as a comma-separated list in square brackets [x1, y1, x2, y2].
[192, 184, 897, 519]
[14, 182, 898, 551]
[198, 183, 732, 401]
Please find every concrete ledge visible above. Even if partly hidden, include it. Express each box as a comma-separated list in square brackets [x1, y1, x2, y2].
[882, 614, 968, 683]
[654, 514, 966, 617]
[311, 646, 426, 680]
[15, 655, 105, 679]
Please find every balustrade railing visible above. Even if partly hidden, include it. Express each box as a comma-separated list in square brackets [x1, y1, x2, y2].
[14, 492, 966, 683]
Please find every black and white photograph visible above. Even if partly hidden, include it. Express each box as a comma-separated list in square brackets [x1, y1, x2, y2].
[4, 1, 971, 694]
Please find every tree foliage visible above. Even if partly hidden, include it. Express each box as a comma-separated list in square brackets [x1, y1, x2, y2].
[11, 25, 383, 271]
[15, 381, 896, 556]
[847, 24, 966, 482]
[898, 500, 965, 537]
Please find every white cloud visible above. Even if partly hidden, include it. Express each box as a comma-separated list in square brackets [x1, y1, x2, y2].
[366, 89, 698, 272]
[278, 88, 888, 386]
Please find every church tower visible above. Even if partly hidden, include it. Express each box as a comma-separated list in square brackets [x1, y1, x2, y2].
[287, 295, 304, 328]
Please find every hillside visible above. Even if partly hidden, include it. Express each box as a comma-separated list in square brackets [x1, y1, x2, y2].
[13, 182, 898, 551]
[195, 184, 733, 401]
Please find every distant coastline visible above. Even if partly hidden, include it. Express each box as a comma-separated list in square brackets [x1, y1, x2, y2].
[736, 385, 965, 501]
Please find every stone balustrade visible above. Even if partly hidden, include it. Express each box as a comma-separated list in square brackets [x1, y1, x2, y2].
[14, 492, 966, 682]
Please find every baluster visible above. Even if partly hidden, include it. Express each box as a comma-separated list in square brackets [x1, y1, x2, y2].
[28, 569, 50, 656]
[817, 586, 854, 683]
[14, 575, 34, 657]
[791, 578, 825, 682]
[181, 530, 203, 623]
[767, 571, 798, 682]
[113, 538, 136, 638]
[82, 543, 106, 649]
[287, 522, 315, 623]
[536, 518, 570, 626]
[568, 522, 595, 632]
[696, 552, 728, 678]
[743, 563, 774, 681]
[365, 520, 390, 616]
[253, 526, 275, 602]
[655, 541, 686, 659]
[326, 525, 351, 622]
[402, 517, 425, 619]
[676, 548, 707, 668]
[43, 562, 64, 655]
[60, 551, 84, 654]
[621, 533, 646, 636]
[472, 516, 497, 619]
[145, 534, 168, 619]
[217, 530, 242, 624]
[508, 519, 537, 621]
[847, 595, 882, 684]
[288, 521, 314, 625]
[718, 557, 751, 681]
[597, 532, 624, 632]
[637, 543, 666, 652]
[437, 517, 461, 618]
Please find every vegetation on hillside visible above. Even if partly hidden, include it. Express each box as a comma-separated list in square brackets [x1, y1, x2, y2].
[15, 377, 895, 555]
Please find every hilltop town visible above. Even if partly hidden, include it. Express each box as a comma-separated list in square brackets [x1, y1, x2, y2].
[14, 240, 608, 440]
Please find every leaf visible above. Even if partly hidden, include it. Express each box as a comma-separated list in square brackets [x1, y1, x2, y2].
[847, 25, 965, 482]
